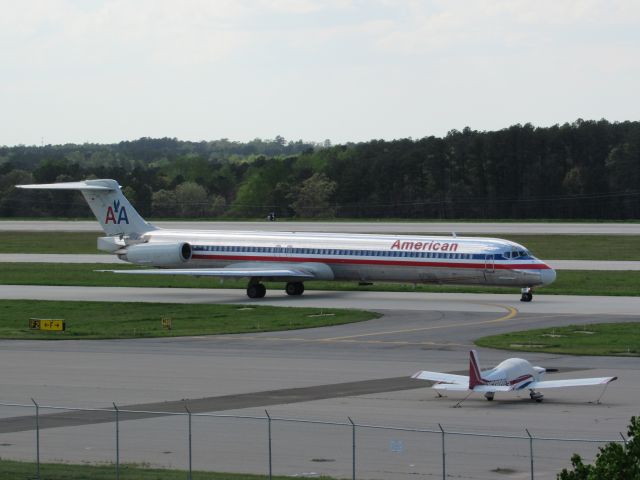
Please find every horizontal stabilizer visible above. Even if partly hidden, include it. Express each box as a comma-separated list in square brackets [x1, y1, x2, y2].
[411, 370, 468, 385]
[17, 180, 114, 191]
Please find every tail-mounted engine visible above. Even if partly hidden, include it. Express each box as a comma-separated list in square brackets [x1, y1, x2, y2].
[119, 242, 192, 266]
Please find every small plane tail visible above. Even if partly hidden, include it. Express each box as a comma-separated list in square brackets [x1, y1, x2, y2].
[469, 350, 487, 389]
[17, 179, 155, 237]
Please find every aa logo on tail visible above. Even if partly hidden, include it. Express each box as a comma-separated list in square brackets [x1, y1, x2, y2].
[105, 200, 129, 224]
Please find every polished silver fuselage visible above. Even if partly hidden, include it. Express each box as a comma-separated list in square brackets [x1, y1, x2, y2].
[137, 229, 556, 288]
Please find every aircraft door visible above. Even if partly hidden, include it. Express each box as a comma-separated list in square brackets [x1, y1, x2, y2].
[484, 254, 495, 273]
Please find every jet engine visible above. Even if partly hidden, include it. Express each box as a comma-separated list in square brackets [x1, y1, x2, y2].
[119, 242, 192, 266]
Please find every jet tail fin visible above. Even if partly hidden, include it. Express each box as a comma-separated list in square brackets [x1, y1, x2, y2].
[469, 350, 487, 389]
[17, 179, 156, 236]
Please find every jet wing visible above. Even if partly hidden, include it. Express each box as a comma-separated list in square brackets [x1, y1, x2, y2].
[411, 370, 469, 385]
[99, 267, 317, 280]
[528, 376, 617, 390]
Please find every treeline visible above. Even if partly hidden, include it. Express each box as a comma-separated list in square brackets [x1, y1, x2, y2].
[1, 119, 639, 220]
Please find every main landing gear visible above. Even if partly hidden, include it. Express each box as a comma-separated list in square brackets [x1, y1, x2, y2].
[285, 282, 305, 296]
[246, 282, 266, 299]
[529, 390, 544, 402]
[246, 280, 305, 298]
[520, 287, 533, 302]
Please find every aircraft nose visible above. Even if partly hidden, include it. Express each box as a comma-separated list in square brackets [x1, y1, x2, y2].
[540, 266, 556, 285]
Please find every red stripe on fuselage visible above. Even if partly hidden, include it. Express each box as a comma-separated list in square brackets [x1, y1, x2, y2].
[509, 374, 534, 385]
[190, 254, 551, 270]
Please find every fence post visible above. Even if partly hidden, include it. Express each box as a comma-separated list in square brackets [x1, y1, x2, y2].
[31, 398, 40, 480]
[526, 428, 534, 480]
[113, 403, 120, 480]
[348, 417, 356, 480]
[438, 423, 446, 480]
[265, 410, 272, 480]
[186, 406, 192, 480]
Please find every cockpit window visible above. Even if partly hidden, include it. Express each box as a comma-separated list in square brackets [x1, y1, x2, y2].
[506, 248, 531, 259]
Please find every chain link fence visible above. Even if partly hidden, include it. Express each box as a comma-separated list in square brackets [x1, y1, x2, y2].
[0, 400, 627, 479]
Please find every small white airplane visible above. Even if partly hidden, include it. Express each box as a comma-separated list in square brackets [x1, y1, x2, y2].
[412, 350, 617, 403]
[17, 179, 556, 300]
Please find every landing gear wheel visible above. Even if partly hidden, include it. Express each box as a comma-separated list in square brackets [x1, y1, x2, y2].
[484, 392, 495, 401]
[530, 390, 544, 402]
[520, 288, 533, 302]
[521, 292, 533, 302]
[285, 282, 305, 296]
[247, 283, 266, 299]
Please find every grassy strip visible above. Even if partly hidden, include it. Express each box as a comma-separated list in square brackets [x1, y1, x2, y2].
[2, 231, 640, 260]
[1, 263, 640, 297]
[0, 300, 377, 340]
[0, 231, 100, 254]
[475, 323, 640, 356]
[0, 459, 337, 480]
[496, 234, 640, 261]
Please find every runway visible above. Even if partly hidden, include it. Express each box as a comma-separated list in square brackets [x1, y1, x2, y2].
[1, 284, 638, 478]
[2, 219, 640, 234]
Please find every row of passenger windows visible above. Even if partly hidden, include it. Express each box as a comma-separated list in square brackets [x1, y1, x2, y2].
[192, 245, 485, 260]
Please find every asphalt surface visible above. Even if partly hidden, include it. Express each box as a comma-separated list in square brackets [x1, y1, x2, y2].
[1, 287, 638, 479]
[2, 219, 640, 234]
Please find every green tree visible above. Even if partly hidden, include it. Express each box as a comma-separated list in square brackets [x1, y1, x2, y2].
[289, 173, 336, 218]
[175, 181, 208, 217]
[151, 189, 178, 217]
[208, 194, 227, 216]
[558, 416, 640, 479]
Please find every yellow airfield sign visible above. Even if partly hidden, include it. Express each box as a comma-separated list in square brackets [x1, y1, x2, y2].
[29, 318, 66, 331]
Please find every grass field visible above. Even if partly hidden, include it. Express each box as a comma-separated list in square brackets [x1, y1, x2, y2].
[475, 322, 640, 356]
[1, 231, 640, 260]
[1, 263, 639, 296]
[0, 459, 336, 480]
[0, 300, 377, 339]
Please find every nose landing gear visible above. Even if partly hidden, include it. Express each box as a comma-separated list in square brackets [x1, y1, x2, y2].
[520, 287, 533, 302]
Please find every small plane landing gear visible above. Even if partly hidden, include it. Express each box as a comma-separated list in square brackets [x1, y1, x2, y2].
[530, 390, 544, 402]
[520, 287, 533, 302]
[285, 282, 305, 296]
[247, 281, 266, 299]
[484, 392, 495, 401]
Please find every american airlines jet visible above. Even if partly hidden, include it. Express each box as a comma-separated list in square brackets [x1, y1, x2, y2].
[18, 179, 556, 300]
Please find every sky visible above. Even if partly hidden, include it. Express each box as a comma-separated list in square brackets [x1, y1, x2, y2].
[1, 0, 639, 146]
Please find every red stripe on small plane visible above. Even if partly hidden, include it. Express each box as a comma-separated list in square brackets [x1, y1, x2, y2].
[469, 350, 486, 389]
[509, 375, 534, 386]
